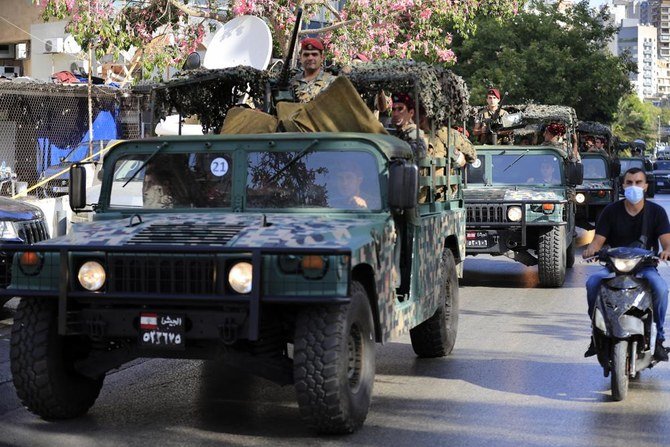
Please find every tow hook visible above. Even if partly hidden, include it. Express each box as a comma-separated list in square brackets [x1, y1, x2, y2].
[219, 318, 239, 345]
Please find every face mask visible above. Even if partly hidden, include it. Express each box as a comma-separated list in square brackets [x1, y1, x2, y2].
[624, 185, 644, 204]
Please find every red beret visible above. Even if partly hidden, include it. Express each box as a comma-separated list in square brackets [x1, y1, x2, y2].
[392, 92, 413, 107]
[487, 88, 501, 100]
[546, 122, 566, 136]
[300, 38, 324, 52]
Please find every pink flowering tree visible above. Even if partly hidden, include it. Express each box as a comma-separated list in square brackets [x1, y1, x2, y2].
[35, 0, 519, 80]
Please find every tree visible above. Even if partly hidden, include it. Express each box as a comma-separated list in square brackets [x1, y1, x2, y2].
[35, 0, 520, 82]
[612, 94, 659, 143]
[451, 0, 635, 123]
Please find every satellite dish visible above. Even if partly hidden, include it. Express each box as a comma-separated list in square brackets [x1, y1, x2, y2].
[203, 15, 272, 70]
[63, 34, 82, 54]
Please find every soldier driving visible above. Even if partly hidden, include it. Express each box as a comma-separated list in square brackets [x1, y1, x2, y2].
[290, 37, 336, 103]
[473, 87, 508, 144]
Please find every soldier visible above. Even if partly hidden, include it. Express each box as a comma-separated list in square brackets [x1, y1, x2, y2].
[590, 136, 608, 154]
[472, 87, 508, 144]
[542, 122, 580, 161]
[290, 37, 336, 103]
[390, 92, 427, 159]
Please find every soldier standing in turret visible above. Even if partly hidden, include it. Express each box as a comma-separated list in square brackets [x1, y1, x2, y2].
[290, 37, 336, 103]
[473, 87, 508, 144]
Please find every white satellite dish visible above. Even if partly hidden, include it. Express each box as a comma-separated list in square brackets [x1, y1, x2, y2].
[63, 34, 82, 54]
[203, 15, 272, 70]
[155, 115, 204, 136]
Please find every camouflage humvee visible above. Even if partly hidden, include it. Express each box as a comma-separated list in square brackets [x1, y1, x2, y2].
[464, 104, 583, 287]
[0, 61, 468, 434]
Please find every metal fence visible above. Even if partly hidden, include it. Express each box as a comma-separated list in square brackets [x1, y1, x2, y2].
[0, 82, 147, 196]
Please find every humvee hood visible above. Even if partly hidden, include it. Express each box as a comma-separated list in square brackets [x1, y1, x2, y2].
[41, 213, 386, 249]
[464, 187, 564, 201]
[578, 180, 612, 190]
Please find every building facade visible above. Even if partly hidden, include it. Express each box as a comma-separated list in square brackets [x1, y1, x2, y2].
[618, 23, 658, 98]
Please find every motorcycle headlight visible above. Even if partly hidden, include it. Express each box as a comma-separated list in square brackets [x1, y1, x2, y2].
[575, 193, 586, 204]
[78, 261, 106, 291]
[228, 261, 253, 294]
[507, 206, 523, 222]
[611, 256, 642, 273]
[0, 221, 17, 239]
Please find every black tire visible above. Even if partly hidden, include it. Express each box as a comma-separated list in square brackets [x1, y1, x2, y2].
[611, 340, 629, 401]
[537, 226, 566, 287]
[647, 183, 656, 198]
[293, 281, 375, 434]
[410, 249, 459, 357]
[10, 298, 104, 420]
[566, 238, 576, 269]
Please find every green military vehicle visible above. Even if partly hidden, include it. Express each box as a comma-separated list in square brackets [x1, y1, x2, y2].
[0, 61, 468, 434]
[464, 104, 583, 287]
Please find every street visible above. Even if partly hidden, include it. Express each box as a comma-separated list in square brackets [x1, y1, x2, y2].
[2, 198, 670, 447]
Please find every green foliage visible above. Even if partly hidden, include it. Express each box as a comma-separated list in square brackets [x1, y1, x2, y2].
[612, 94, 659, 142]
[451, 0, 634, 123]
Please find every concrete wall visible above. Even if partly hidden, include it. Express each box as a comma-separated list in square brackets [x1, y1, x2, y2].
[0, 0, 43, 77]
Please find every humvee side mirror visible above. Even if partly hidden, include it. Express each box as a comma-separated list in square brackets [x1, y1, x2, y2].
[388, 160, 418, 209]
[69, 164, 87, 211]
[565, 161, 583, 186]
[610, 159, 621, 177]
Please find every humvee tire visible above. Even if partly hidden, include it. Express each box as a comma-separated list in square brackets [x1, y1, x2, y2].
[566, 238, 576, 269]
[538, 226, 566, 287]
[10, 298, 104, 419]
[410, 249, 459, 357]
[293, 281, 375, 434]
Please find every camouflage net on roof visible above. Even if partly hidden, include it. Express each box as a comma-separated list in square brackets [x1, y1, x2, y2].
[577, 121, 612, 138]
[137, 66, 269, 133]
[502, 104, 577, 125]
[345, 60, 470, 123]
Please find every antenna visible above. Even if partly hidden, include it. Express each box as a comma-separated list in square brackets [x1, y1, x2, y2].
[203, 15, 273, 70]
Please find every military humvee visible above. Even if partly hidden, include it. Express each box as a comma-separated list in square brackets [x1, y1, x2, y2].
[464, 104, 583, 287]
[0, 61, 468, 434]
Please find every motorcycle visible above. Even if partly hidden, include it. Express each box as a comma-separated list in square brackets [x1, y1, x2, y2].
[589, 247, 668, 401]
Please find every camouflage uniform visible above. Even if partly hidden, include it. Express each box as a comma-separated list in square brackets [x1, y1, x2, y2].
[474, 107, 509, 144]
[290, 70, 336, 103]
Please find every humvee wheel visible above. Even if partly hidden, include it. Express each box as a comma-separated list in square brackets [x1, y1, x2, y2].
[293, 281, 375, 434]
[410, 249, 459, 357]
[538, 226, 566, 287]
[10, 298, 104, 420]
[566, 238, 576, 269]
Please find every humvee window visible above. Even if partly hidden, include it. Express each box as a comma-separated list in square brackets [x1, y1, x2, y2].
[620, 158, 644, 171]
[583, 157, 607, 179]
[246, 151, 381, 210]
[467, 153, 561, 185]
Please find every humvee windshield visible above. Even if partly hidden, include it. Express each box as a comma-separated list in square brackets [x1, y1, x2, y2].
[108, 151, 382, 211]
[620, 158, 644, 172]
[583, 157, 607, 180]
[467, 153, 562, 185]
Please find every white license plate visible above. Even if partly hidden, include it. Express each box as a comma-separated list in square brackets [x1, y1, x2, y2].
[139, 312, 185, 350]
[466, 239, 488, 248]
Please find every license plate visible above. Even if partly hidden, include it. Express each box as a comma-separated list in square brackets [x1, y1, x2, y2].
[466, 231, 488, 248]
[658, 181, 664, 186]
[139, 312, 185, 350]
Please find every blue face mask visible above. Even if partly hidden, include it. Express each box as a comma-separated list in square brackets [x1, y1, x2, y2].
[624, 185, 644, 204]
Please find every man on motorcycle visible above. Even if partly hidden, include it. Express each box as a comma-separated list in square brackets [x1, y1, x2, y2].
[583, 167, 670, 361]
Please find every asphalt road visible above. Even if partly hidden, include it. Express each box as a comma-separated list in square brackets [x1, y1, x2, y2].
[2, 197, 670, 447]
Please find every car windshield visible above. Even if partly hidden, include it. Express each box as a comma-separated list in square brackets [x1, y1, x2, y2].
[108, 152, 234, 209]
[583, 157, 607, 179]
[246, 151, 382, 210]
[655, 161, 670, 170]
[466, 153, 562, 185]
[620, 159, 644, 171]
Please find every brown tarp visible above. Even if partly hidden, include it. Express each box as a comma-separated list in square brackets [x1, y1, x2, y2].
[284, 77, 388, 134]
[219, 107, 278, 134]
[276, 102, 304, 132]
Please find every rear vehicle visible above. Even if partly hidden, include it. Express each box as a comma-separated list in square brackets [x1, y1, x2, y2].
[652, 159, 670, 192]
[575, 153, 619, 229]
[619, 157, 655, 197]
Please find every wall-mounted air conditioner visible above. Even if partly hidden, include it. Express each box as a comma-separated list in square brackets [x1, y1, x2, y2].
[44, 38, 64, 54]
[15, 43, 28, 60]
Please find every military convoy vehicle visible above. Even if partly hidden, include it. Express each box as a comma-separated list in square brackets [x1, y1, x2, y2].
[0, 61, 469, 434]
[465, 104, 583, 287]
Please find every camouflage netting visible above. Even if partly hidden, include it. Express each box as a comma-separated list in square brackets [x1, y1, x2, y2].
[577, 121, 612, 139]
[346, 60, 470, 123]
[501, 104, 577, 125]
[137, 66, 269, 133]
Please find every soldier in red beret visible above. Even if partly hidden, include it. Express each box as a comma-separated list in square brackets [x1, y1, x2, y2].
[543, 122, 580, 161]
[290, 37, 336, 102]
[473, 87, 508, 144]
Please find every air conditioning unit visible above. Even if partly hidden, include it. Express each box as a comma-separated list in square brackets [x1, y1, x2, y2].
[15, 43, 28, 60]
[44, 37, 64, 54]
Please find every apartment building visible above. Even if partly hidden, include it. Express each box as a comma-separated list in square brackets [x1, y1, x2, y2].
[0, 0, 42, 77]
[618, 23, 658, 98]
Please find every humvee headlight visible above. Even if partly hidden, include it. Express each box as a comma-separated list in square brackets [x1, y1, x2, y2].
[575, 193, 586, 204]
[228, 261, 253, 294]
[507, 206, 523, 222]
[78, 261, 106, 291]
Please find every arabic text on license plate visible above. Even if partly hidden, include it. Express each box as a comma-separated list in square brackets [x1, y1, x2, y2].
[139, 313, 185, 350]
[466, 239, 488, 248]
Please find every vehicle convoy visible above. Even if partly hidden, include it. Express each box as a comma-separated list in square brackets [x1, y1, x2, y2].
[588, 247, 669, 401]
[464, 104, 583, 287]
[0, 197, 50, 308]
[0, 61, 469, 434]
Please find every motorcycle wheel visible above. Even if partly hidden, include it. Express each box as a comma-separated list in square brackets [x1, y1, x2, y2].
[611, 340, 630, 401]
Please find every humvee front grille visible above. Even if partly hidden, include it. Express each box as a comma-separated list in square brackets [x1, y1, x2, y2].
[107, 254, 216, 295]
[16, 219, 49, 244]
[466, 204, 506, 223]
[128, 223, 246, 246]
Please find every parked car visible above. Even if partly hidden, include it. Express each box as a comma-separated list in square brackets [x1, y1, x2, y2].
[652, 159, 670, 192]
